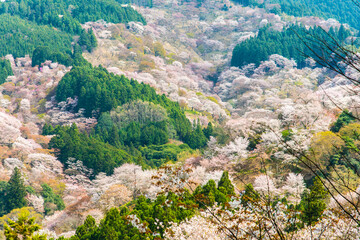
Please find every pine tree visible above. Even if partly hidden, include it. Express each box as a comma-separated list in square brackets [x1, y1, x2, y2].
[0, 181, 8, 215]
[88, 28, 98, 52]
[241, 184, 260, 208]
[4, 168, 27, 213]
[299, 177, 328, 225]
[203, 122, 213, 139]
[32, 46, 51, 67]
[75, 215, 97, 240]
[194, 180, 217, 207]
[218, 171, 235, 196]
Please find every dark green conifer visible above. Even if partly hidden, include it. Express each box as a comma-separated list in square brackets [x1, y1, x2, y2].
[4, 167, 27, 213]
[299, 177, 328, 225]
[218, 171, 235, 196]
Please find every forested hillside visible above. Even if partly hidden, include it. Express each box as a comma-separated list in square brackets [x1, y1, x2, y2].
[0, 14, 73, 58]
[0, 0, 145, 59]
[0, 59, 13, 84]
[1, 0, 360, 239]
[265, 0, 360, 30]
[44, 63, 213, 176]
[0, 0, 145, 33]
[231, 25, 350, 68]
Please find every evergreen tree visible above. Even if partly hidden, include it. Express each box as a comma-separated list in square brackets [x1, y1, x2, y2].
[203, 122, 213, 139]
[265, 0, 360, 30]
[330, 110, 355, 133]
[0, 181, 8, 216]
[31, 46, 51, 67]
[299, 177, 328, 225]
[4, 168, 27, 213]
[88, 28, 97, 51]
[218, 171, 235, 196]
[0, 59, 13, 84]
[231, 25, 348, 68]
[74, 215, 97, 240]
[241, 184, 260, 208]
[41, 184, 65, 215]
[194, 180, 217, 207]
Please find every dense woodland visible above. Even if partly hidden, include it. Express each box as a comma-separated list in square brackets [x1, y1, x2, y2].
[56, 64, 212, 147]
[0, 0, 145, 59]
[44, 122, 197, 175]
[0, 0, 145, 34]
[43, 62, 214, 176]
[231, 25, 350, 68]
[265, 0, 360, 31]
[47, 124, 134, 176]
[116, 0, 153, 7]
[0, 59, 13, 85]
[0, 14, 73, 59]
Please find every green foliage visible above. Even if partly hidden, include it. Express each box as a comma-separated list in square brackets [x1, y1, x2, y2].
[0, 181, 8, 216]
[57, 65, 171, 116]
[42, 123, 56, 136]
[203, 122, 214, 139]
[96, 101, 174, 148]
[265, 0, 360, 30]
[3, 168, 27, 215]
[73, 215, 97, 240]
[70, 1, 146, 25]
[56, 64, 210, 148]
[194, 172, 235, 208]
[184, 122, 207, 149]
[71, 178, 234, 240]
[72, 192, 196, 239]
[60, 173, 236, 239]
[299, 177, 328, 226]
[310, 122, 360, 176]
[232, 0, 263, 7]
[330, 110, 356, 133]
[78, 29, 97, 53]
[218, 171, 235, 196]
[45, 63, 215, 177]
[25, 186, 36, 195]
[78, 207, 149, 239]
[116, 0, 153, 7]
[0, 59, 13, 85]
[41, 184, 65, 215]
[139, 144, 192, 167]
[32, 46, 72, 67]
[231, 25, 350, 68]
[48, 124, 133, 177]
[31, 45, 93, 68]
[0, 0, 146, 59]
[4, 209, 46, 240]
[0, 14, 72, 58]
[281, 129, 293, 142]
[240, 184, 260, 208]
[133, 193, 196, 237]
[0, 0, 146, 35]
[46, 121, 193, 175]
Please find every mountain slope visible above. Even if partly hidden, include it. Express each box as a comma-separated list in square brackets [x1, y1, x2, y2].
[265, 0, 360, 30]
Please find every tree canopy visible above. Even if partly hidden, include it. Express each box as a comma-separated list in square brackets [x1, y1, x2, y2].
[231, 25, 350, 68]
